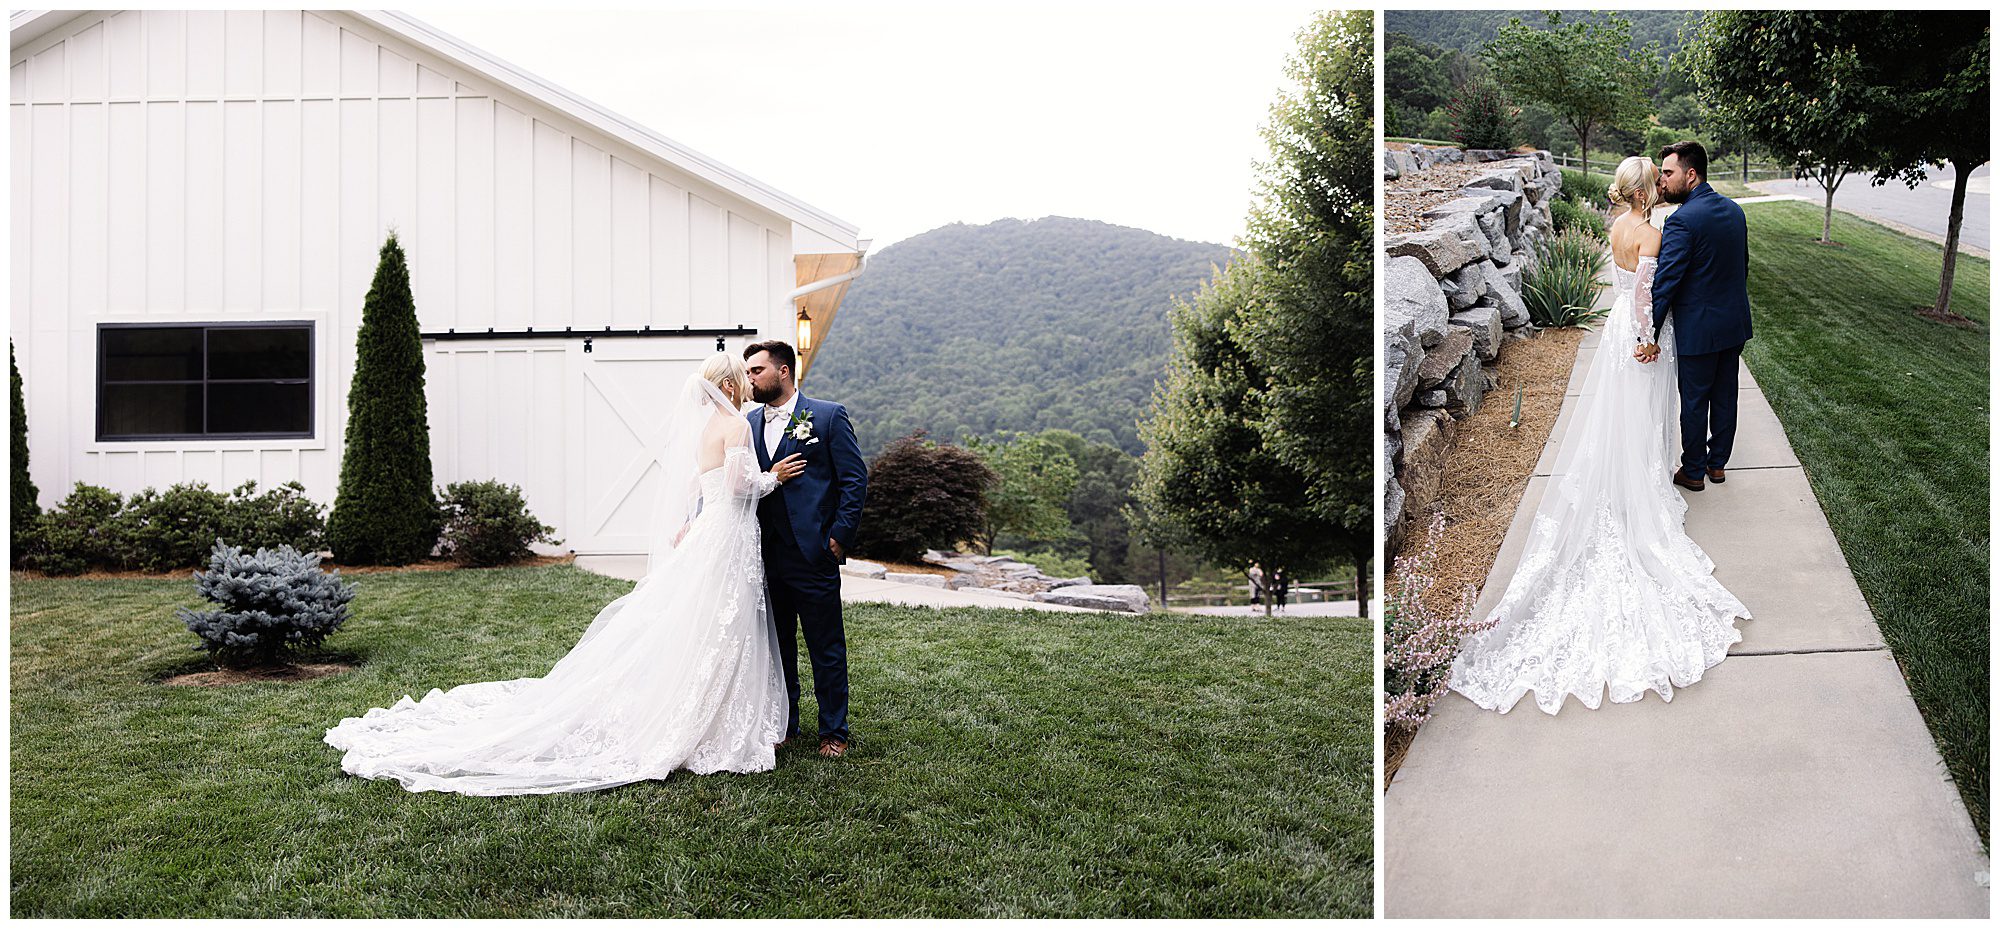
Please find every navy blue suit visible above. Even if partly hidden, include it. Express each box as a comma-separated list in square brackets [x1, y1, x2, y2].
[751, 395, 867, 743]
[1650, 182, 1753, 478]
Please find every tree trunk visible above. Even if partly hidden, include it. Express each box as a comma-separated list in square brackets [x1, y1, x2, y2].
[1157, 547, 1168, 612]
[1741, 148, 1748, 184]
[1575, 122, 1592, 179]
[1353, 547, 1370, 621]
[1932, 159, 1975, 316]
[1814, 167, 1847, 244]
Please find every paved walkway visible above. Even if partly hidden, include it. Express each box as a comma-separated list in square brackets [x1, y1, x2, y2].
[1171, 601, 1359, 618]
[574, 554, 1100, 613]
[1751, 163, 1989, 256]
[1384, 258, 1989, 917]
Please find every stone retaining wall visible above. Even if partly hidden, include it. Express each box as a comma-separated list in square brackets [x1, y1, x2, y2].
[1382, 146, 1563, 554]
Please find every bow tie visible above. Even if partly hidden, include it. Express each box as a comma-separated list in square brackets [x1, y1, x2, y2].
[764, 406, 789, 423]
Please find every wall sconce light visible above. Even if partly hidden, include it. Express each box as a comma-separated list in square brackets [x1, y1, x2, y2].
[796, 306, 814, 353]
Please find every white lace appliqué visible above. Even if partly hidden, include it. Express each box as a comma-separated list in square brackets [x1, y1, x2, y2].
[323, 442, 790, 794]
[1447, 258, 1751, 715]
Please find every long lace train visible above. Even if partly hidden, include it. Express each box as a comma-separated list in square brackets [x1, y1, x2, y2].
[1448, 256, 1751, 714]
[324, 432, 788, 794]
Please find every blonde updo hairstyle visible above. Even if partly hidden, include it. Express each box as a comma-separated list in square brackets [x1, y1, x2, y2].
[1608, 155, 1659, 217]
[698, 351, 751, 409]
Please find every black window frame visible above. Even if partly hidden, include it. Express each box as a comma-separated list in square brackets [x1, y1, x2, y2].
[95, 321, 316, 442]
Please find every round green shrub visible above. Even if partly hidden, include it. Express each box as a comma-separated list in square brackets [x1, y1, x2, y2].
[436, 480, 559, 567]
[28, 483, 128, 576]
[1550, 197, 1608, 240]
[124, 482, 232, 573]
[224, 480, 327, 555]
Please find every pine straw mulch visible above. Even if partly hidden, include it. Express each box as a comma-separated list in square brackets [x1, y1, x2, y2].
[1384, 325, 1590, 784]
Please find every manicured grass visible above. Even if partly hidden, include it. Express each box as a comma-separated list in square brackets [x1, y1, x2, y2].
[1738, 200, 1989, 840]
[10, 565, 1372, 917]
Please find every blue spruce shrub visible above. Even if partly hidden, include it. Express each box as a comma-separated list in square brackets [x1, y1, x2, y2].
[177, 540, 358, 667]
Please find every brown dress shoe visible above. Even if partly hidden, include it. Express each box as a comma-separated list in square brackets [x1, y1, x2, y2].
[1672, 469, 1705, 492]
[818, 738, 849, 758]
[1707, 467, 1726, 483]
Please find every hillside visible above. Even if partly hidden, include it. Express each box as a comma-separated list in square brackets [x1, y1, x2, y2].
[1385, 10, 1698, 57]
[805, 217, 1236, 457]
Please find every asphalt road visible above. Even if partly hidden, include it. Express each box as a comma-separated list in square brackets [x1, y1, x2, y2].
[1751, 163, 1989, 254]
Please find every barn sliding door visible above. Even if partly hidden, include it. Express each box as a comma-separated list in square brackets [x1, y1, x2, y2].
[566, 338, 720, 554]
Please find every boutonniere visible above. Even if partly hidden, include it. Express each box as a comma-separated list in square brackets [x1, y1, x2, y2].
[788, 410, 820, 445]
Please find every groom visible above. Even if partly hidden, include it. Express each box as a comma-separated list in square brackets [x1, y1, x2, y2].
[1637, 140, 1753, 492]
[743, 340, 867, 758]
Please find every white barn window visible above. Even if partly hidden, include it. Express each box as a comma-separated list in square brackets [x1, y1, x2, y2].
[96, 322, 314, 441]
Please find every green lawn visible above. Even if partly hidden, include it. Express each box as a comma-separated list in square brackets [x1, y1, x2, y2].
[1739, 200, 1989, 840]
[10, 565, 1371, 917]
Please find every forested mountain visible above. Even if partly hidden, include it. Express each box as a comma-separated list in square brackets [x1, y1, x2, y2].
[805, 217, 1236, 457]
[1385, 10, 1697, 58]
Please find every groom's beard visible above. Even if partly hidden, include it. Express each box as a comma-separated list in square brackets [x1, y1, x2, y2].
[750, 382, 782, 404]
[1662, 183, 1690, 204]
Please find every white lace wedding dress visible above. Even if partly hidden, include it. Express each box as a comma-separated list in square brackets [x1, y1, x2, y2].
[324, 376, 788, 794]
[1448, 255, 1751, 714]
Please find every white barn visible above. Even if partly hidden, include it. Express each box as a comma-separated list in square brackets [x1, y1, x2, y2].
[9, 9, 866, 560]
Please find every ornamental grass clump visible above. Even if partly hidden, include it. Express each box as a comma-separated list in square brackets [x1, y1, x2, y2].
[1384, 512, 1490, 731]
[1523, 227, 1609, 328]
[176, 540, 358, 668]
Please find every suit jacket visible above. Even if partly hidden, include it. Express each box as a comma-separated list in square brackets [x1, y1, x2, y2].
[1650, 182, 1753, 356]
[750, 395, 867, 563]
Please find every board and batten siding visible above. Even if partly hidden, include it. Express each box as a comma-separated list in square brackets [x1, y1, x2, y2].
[11, 9, 802, 554]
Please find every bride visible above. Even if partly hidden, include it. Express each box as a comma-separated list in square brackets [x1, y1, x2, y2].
[325, 352, 808, 794]
[1448, 155, 1751, 715]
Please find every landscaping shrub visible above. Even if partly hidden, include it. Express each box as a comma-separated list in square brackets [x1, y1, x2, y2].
[175, 540, 358, 668]
[223, 480, 327, 555]
[326, 233, 441, 565]
[1550, 196, 1607, 240]
[27, 484, 128, 576]
[1446, 82, 1517, 150]
[998, 547, 1094, 582]
[124, 482, 233, 573]
[1384, 512, 1490, 731]
[11, 341, 38, 567]
[1559, 168, 1611, 210]
[1523, 227, 1609, 328]
[436, 480, 559, 566]
[856, 432, 997, 564]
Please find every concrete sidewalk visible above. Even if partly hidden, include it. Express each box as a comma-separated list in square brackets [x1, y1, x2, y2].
[1384, 281, 1989, 916]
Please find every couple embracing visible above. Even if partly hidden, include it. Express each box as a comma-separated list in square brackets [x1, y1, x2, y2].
[1451, 141, 1757, 715]
[326, 341, 868, 794]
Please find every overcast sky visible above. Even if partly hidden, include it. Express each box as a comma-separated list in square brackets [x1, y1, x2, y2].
[402, 3, 1344, 251]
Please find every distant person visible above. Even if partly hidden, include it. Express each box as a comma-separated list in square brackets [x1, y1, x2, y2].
[1248, 563, 1266, 607]
[1272, 568, 1290, 614]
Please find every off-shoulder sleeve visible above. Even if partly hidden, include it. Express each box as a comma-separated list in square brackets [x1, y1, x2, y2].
[1634, 255, 1658, 338]
[721, 441, 777, 500]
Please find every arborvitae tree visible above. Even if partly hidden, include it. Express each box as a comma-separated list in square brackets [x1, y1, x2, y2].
[11, 341, 38, 565]
[325, 233, 439, 564]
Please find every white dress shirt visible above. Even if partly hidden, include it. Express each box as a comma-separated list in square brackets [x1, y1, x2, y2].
[762, 392, 799, 456]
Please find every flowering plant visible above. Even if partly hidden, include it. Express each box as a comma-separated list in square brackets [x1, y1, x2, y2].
[1384, 512, 1491, 731]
